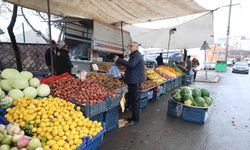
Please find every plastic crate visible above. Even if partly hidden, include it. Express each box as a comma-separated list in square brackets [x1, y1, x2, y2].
[104, 107, 119, 132]
[0, 116, 9, 125]
[76, 124, 106, 150]
[138, 91, 149, 99]
[182, 75, 193, 86]
[152, 91, 161, 101]
[215, 61, 227, 72]
[167, 99, 183, 117]
[90, 112, 104, 123]
[139, 97, 148, 109]
[177, 76, 183, 86]
[107, 95, 121, 110]
[181, 105, 208, 124]
[72, 97, 108, 118]
[160, 84, 164, 95]
[147, 90, 154, 100]
[165, 81, 172, 91]
[0, 108, 6, 116]
[33, 73, 48, 78]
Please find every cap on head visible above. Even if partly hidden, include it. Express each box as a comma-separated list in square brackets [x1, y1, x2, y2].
[51, 40, 56, 45]
[58, 42, 66, 49]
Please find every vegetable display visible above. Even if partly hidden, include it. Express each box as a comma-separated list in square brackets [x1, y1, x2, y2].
[0, 69, 51, 102]
[5, 97, 103, 150]
[172, 86, 213, 107]
[0, 123, 42, 150]
[49, 78, 117, 106]
[146, 70, 166, 84]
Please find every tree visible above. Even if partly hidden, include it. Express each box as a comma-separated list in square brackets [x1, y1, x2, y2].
[7, 4, 22, 71]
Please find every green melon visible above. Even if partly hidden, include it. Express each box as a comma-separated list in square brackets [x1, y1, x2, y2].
[180, 87, 192, 97]
[192, 88, 201, 98]
[194, 97, 206, 107]
[173, 91, 182, 102]
[201, 88, 210, 97]
[204, 96, 213, 106]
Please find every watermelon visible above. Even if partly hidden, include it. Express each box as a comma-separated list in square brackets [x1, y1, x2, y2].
[180, 87, 192, 97]
[172, 89, 180, 96]
[201, 88, 210, 97]
[173, 92, 182, 102]
[182, 94, 193, 101]
[204, 96, 213, 106]
[192, 88, 201, 98]
[194, 97, 206, 107]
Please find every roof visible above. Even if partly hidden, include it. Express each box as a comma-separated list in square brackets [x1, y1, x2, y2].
[6, 0, 206, 24]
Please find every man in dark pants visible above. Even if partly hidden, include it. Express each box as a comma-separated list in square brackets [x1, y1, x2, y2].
[115, 42, 145, 126]
[156, 53, 163, 66]
[45, 40, 59, 73]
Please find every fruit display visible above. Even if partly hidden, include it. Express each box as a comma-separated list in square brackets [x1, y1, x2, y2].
[5, 97, 103, 150]
[0, 68, 50, 102]
[99, 64, 111, 71]
[172, 86, 213, 107]
[146, 70, 166, 84]
[49, 78, 117, 106]
[0, 123, 43, 150]
[154, 68, 172, 80]
[87, 72, 126, 89]
[40, 73, 72, 84]
[173, 67, 184, 75]
[118, 65, 126, 72]
[157, 66, 182, 77]
[139, 80, 157, 91]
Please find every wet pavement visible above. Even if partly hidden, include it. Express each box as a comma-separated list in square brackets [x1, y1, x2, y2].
[100, 69, 250, 150]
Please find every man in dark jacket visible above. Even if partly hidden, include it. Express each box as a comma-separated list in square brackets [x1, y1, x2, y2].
[115, 42, 145, 126]
[45, 40, 59, 73]
[156, 53, 163, 66]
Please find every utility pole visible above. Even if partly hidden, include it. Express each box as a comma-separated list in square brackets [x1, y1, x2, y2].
[225, 0, 233, 62]
[22, 23, 26, 43]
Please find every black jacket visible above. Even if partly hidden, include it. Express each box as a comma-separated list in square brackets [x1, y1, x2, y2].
[156, 55, 163, 66]
[45, 47, 59, 67]
[54, 49, 73, 75]
[116, 50, 145, 84]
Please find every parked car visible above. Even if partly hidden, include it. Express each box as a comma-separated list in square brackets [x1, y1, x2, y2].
[227, 60, 233, 67]
[232, 62, 249, 74]
[205, 62, 216, 70]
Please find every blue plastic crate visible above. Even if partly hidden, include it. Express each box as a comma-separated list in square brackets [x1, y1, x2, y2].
[107, 95, 121, 110]
[182, 75, 193, 86]
[0, 116, 9, 125]
[76, 124, 106, 150]
[167, 99, 183, 117]
[160, 84, 164, 95]
[104, 107, 119, 132]
[152, 91, 161, 101]
[0, 108, 6, 116]
[139, 97, 148, 109]
[138, 91, 149, 99]
[181, 105, 208, 124]
[147, 90, 154, 100]
[165, 81, 172, 91]
[33, 72, 48, 78]
[90, 112, 104, 123]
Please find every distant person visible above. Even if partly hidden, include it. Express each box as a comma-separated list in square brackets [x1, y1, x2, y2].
[54, 42, 73, 75]
[45, 40, 59, 72]
[156, 53, 163, 66]
[186, 55, 192, 76]
[192, 57, 200, 81]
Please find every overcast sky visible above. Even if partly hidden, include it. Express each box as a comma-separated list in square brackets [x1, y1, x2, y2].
[0, 0, 250, 42]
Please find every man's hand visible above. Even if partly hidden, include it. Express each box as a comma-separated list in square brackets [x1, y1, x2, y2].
[114, 55, 119, 62]
[124, 57, 129, 61]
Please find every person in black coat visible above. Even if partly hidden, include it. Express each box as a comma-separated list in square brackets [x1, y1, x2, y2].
[54, 42, 73, 75]
[156, 53, 163, 66]
[44, 40, 60, 72]
[115, 42, 145, 126]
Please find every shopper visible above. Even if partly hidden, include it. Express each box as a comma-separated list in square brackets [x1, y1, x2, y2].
[45, 40, 59, 72]
[156, 53, 163, 66]
[192, 57, 200, 81]
[186, 55, 192, 73]
[114, 42, 145, 126]
[54, 42, 73, 75]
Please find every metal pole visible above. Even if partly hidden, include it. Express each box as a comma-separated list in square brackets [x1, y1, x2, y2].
[225, 0, 232, 62]
[166, 32, 172, 63]
[205, 49, 208, 80]
[47, 0, 54, 74]
[22, 23, 25, 43]
[121, 21, 125, 57]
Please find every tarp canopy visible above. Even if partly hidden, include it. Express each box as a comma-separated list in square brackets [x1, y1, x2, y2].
[6, 0, 206, 24]
[124, 12, 214, 49]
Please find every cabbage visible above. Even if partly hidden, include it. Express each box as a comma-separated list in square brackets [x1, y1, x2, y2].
[7, 123, 21, 136]
[37, 84, 50, 97]
[29, 78, 40, 88]
[2, 135, 12, 145]
[1, 68, 20, 79]
[0, 145, 10, 150]
[27, 138, 42, 150]
[11, 77, 29, 90]
[20, 71, 33, 80]
[0, 124, 7, 134]
[0, 88, 5, 99]
[23, 87, 37, 98]
[12, 134, 22, 144]
[1, 80, 12, 91]
[10, 147, 19, 150]
[8, 89, 24, 100]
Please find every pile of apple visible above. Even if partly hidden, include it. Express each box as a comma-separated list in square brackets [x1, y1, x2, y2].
[49, 78, 117, 106]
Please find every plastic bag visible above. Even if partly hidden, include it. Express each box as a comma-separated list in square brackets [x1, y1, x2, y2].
[187, 69, 194, 76]
[108, 66, 121, 79]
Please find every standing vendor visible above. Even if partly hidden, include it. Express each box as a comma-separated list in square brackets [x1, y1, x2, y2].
[44, 40, 59, 72]
[186, 55, 192, 74]
[114, 42, 145, 126]
[54, 42, 73, 75]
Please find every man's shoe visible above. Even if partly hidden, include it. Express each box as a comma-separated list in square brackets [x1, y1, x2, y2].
[126, 120, 138, 126]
